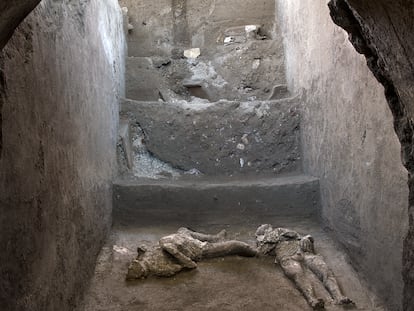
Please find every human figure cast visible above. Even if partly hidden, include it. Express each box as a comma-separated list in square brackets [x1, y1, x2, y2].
[126, 227, 257, 280]
[126, 225, 354, 310]
[255, 224, 354, 310]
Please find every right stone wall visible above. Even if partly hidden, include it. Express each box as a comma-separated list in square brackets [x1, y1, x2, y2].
[276, 1, 408, 310]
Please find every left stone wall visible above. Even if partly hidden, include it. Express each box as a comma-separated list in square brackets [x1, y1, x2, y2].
[0, 0, 125, 310]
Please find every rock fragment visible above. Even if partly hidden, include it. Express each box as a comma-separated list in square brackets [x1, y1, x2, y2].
[184, 48, 201, 59]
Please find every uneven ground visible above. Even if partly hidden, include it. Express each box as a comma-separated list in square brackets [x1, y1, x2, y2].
[120, 99, 301, 176]
[81, 218, 385, 311]
[125, 39, 286, 103]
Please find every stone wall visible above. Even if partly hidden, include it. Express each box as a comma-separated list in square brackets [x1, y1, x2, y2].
[277, 1, 409, 310]
[327, 2, 414, 309]
[119, 0, 173, 57]
[185, 0, 276, 51]
[120, 0, 283, 103]
[0, 0, 125, 310]
[117, 0, 296, 178]
[119, 0, 276, 57]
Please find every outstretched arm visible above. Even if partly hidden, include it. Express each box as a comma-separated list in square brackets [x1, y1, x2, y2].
[177, 227, 226, 242]
[201, 241, 257, 258]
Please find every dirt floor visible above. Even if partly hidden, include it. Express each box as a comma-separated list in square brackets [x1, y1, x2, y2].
[80, 219, 385, 311]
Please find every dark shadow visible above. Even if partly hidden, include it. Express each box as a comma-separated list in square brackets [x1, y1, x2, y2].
[328, 1, 414, 309]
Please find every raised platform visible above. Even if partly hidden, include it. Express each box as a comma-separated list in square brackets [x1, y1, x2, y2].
[113, 174, 320, 227]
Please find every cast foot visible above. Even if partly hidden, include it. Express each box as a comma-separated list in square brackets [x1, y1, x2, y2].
[335, 296, 355, 306]
[310, 298, 325, 310]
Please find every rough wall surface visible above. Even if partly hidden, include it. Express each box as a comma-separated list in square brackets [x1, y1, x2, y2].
[124, 39, 286, 103]
[277, 1, 409, 310]
[121, 98, 301, 176]
[119, 0, 275, 57]
[120, 0, 283, 102]
[327, 2, 414, 310]
[0, 0, 125, 310]
[119, 0, 173, 57]
[185, 0, 276, 50]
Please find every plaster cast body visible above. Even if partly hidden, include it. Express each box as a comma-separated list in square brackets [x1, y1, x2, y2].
[126, 227, 256, 279]
[256, 224, 353, 310]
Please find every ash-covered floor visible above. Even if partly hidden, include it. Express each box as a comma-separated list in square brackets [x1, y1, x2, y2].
[80, 219, 385, 311]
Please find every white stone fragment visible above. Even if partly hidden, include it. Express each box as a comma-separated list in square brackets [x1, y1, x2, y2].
[255, 103, 270, 118]
[240, 158, 245, 168]
[241, 134, 249, 145]
[252, 59, 261, 69]
[245, 25, 259, 33]
[184, 48, 201, 59]
[113, 245, 129, 254]
[224, 36, 234, 44]
[184, 168, 203, 175]
[237, 143, 245, 150]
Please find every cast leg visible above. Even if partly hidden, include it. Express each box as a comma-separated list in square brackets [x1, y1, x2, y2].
[281, 258, 325, 310]
[304, 254, 353, 305]
[201, 241, 257, 258]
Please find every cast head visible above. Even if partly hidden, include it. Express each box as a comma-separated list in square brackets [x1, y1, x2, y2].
[255, 224, 274, 239]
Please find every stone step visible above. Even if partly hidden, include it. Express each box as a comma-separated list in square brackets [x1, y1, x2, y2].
[113, 174, 320, 227]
